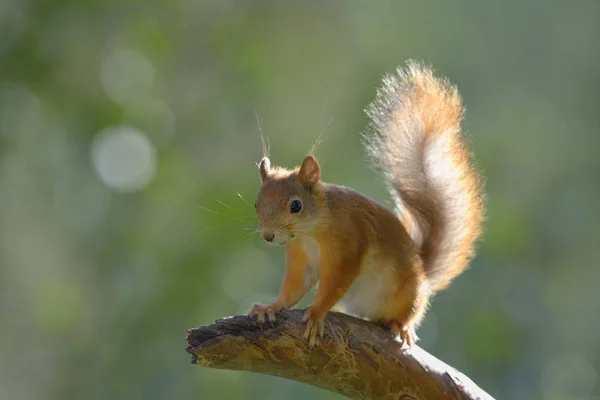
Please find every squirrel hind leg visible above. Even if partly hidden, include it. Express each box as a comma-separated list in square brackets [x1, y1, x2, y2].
[375, 275, 431, 348]
[388, 321, 418, 348]
[373, 318, 418, 347]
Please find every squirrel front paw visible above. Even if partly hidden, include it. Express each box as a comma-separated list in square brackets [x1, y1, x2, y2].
[301, 308, 325, 348]
[247, 303, 282, 323]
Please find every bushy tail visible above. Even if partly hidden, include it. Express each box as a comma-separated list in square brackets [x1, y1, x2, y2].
[364, 61, 484, 292]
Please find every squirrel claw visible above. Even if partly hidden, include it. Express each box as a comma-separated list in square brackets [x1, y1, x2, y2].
[302, 309, 324, 347]
[388, 322, 418, 348]
[399, 327, 417, 348]
[248, 303, 280, 323]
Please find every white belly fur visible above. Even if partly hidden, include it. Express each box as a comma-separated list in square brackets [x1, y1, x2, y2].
[297, 238, 391, 319]
[298, 236, 320, 289]
[336, 256, 392, 319]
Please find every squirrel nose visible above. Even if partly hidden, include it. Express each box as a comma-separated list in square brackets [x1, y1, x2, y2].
[262, 232, 275, 242]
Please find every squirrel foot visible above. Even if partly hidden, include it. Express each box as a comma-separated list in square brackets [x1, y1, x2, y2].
[301, 308, 325, 348]
[247, 302, 282, 323]
[388, 321, 418, 348]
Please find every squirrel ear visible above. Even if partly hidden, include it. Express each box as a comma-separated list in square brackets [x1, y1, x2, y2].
[299, 155, 321, 186]
[259, 157, 271, 181]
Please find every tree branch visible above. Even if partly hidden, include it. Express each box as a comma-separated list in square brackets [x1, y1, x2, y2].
[186, 309, 494, 400]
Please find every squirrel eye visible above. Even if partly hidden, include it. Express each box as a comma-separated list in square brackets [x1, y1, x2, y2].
[290, 199, 302, 214]
[254, 202, 258, 211]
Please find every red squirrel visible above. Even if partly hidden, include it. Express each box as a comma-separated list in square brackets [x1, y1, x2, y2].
[248, 61, 485, 347]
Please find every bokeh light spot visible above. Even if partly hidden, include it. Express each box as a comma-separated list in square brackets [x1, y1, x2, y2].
[100, 48, 155, 106]
[91, 126, 157, 193]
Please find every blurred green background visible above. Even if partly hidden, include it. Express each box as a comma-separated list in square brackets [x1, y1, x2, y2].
[1, 1, 599, 399]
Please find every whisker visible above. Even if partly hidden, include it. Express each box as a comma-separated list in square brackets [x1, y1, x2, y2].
[197, 205, 224, 216]
[222, 222, 255, 230]
[309, 131, 325, 156]
[237, 193, 252, 207]
[255, 110, 270, 158]
[198, 203, 254, 222]
[214, 198, 236, 212]
[235, 226, 258, 231]
[213, 214, 255, 222]
[195, 223, 258, 237]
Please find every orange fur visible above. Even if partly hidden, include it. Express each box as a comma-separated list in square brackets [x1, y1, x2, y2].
[248, 61, 485, 347]
[365, 61, 485, 291]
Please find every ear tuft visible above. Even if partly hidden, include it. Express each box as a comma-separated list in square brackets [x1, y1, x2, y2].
[298, 155, 321, 186]
[259, 157, 271, 182]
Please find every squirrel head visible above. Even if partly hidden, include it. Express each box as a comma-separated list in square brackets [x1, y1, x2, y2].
[255, 155, 323, 246]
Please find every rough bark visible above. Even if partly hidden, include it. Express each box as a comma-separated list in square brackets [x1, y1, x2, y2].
[186, 309, 494, 400]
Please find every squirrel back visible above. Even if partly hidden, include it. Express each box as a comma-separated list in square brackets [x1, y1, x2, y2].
[364, 61, 485, 292]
